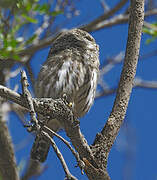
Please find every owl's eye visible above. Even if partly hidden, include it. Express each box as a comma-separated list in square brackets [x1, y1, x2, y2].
[85, 35, 93, 41]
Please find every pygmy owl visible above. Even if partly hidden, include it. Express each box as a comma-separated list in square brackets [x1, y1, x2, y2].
[31, 28, 100, 162]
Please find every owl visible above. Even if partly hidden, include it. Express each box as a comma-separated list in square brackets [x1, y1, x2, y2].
[31, 28, 100, 162]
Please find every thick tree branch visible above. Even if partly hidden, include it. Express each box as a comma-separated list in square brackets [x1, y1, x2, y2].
[21, 160, 43, 180]
[92, 0, 145, 169]
[0, 99, 19, 180]
[0, 62, 19, 180]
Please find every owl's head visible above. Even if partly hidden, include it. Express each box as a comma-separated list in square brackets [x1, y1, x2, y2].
[68, 28, 96, 43]
[52, 28, 99, 54]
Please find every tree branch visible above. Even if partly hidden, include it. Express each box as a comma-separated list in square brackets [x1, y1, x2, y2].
[80, 0, 128, 32]
[92, 0, 145, 170]
[96, 78, 157, 98]
[0, 100, 19, 180]
[15, 8, 157, 61]
[21, 160, 43, 180]
[81, 8, 157, 32]
[43, 125, 85, 174]
[42, 131, 78, 180]
[0, 84, 110, 179]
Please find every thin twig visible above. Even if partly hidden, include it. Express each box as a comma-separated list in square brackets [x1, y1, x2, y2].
[25, 60, 36, 92]
[21, 70, 38, 126]
[81, 8, 157, 32]
[81, 0, 128, 31]
[99, 0, 110, 12]
[33, 15, 49, 45]
[43, 125, 85, 174]
[42, 131, 78, 180]
[143, 21, 157, 31]
[95, 78, 157, 99]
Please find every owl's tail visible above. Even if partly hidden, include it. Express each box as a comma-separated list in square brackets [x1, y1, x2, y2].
[31, 134, 50, 162]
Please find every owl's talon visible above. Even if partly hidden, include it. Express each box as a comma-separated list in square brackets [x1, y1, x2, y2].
[62, 94, 73, 108]
[68, 102, 73, 108]
[24, 122, 41, 133]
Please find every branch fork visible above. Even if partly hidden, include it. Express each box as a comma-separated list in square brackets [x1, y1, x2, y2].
[20, 70, 82, 180]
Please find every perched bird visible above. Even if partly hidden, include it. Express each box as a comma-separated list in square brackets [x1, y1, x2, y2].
[31, 28, 100, 162]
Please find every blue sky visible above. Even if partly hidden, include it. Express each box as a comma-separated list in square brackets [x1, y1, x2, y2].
[8, 0, 157, 180]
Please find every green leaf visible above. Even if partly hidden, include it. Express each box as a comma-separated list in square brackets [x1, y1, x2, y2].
[0, 48, 20, 60]
[16, 1, 24, 9]
[11, 24, 22, 34]
[25, 1, 32, 11]
[12, 53, 20, 60]
[22, 14, 38, 23]
[51, 10, 63, 17]
[0, 32, 4, 39]
[143, 27, 155, 36]
[25, 34, 37, 45]
[3, 38, 8, 48]
[145, 36, 157, 44]
[33, 3, 50, 14]
[0, 49, 10, 58]
[10, 39, 18, 48]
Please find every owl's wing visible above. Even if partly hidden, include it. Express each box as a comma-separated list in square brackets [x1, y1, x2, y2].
[35, 53, 86, 99]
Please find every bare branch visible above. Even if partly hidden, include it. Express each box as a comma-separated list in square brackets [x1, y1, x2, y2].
[99, 0, 110, 12]
[95, 88, 116, 98]
[32, 15, 49, 45]
[42, 131, 78, 180]
[81, 8, 157, 32]
[134, 78, 157, 89]
[21, 54, 36, 92]
[21, 70, 38, 126]
[140, 49, 157, 60]
[143, 21, 157, 31]
[92, 0, 145, 170]
[95, 78, 157, 99]
[0, 100, 19, 180]
[19, 34, 60, 57]
[21, 159, 44, 180]
[43, 125, 85, 174]
[81, 0, 128, 32]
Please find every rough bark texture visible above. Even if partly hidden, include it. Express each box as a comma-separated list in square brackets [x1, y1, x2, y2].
[0, 60, 19, 180]
[92, 0, 145, 171]
[0, 100, 19, 180]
